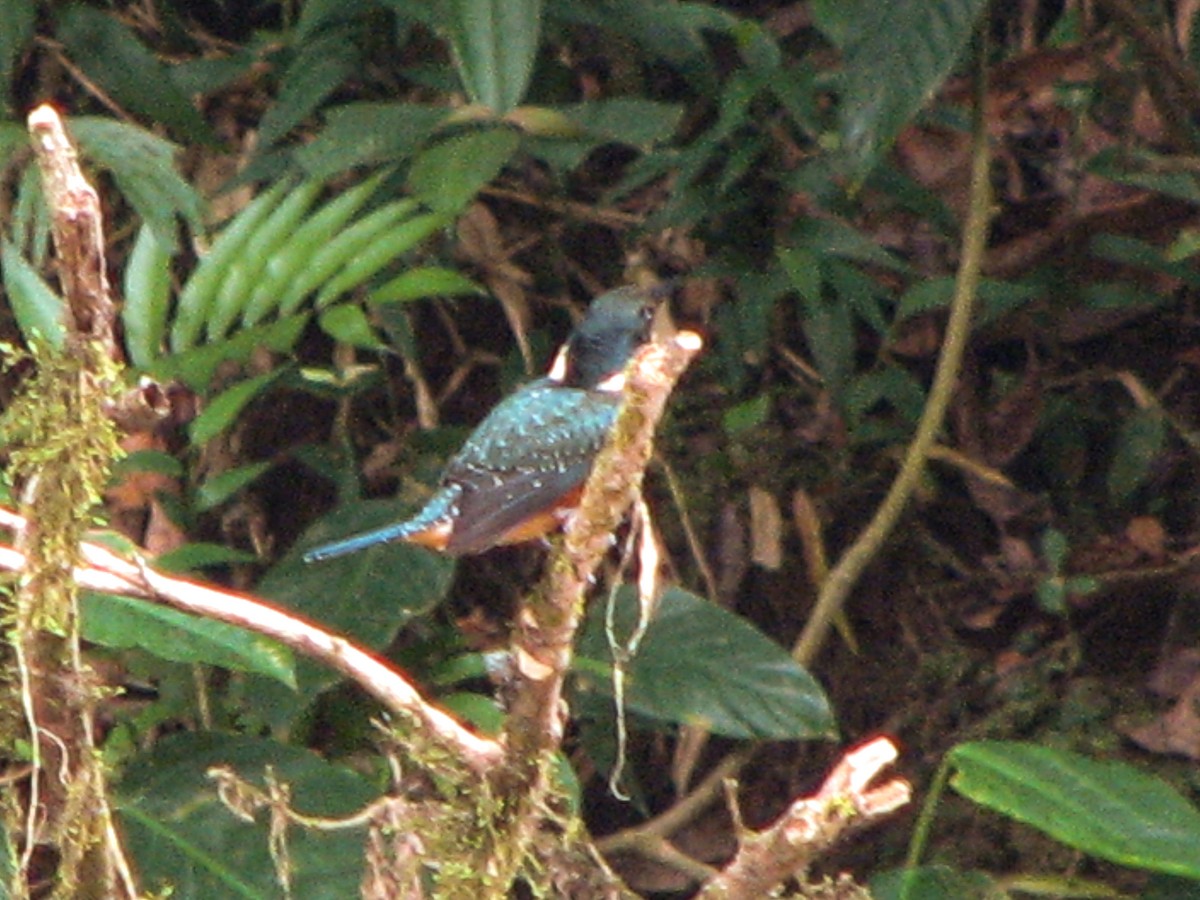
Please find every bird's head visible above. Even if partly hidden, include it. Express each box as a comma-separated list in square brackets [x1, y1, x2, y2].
[548, 285, 667, 391]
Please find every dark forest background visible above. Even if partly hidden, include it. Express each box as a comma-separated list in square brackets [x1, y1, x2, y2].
[3, 1, 1200, 897]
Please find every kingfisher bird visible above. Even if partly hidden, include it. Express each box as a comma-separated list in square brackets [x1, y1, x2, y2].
[303, 285, 663, 562]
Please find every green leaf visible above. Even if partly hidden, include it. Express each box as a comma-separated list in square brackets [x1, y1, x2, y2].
[317, 305, 386, 350]
[408, 127, 520, 213]
[554, 99, 685, 147]
[154, 542, 257, 571]
[1107, 406, 1166, 504]
[576, 587, 837, 740]
[257, 31, 359, 148]
[242, 171, 390, 326]
[445, 0, 543, 114]
[244, 499, 456, 730]
[153, 315, 309, 390]
[1041, 528, 1069, 573]
[1, 240, 66, 347]
[1089, 147, 1200, 205]
[722, 394, 770, 436]
[844, 365, 928, 438]
[205, 180, 325, 342]
[116, 733, 375, 899]
[122, 224, 173, 367]
[295, 102, 446, 178]
[870, 865, 998, 900]
[56, 7, 214, 144]
[277, 199, 422, 314]
[111, 448, 184, 480]
[835, 0, 990, 182]
[82, 593, 294, 686]
[552, 0, 717, 90]
[0, 119, 27, 169]
[1090, 234, 1200, 288]
[312, 212, 449, 309]
[0, 1, 34, 114]
[783, 252, 854, 399]
[72, 117, 204, 252]
[188, 370, 287, 447]
[171, 178, 294, 351]
[195, 462, 274, 512]
[949, 741, 1200, 878]
[1035, 577, 1067, 616]
[788, 218, 912, 273]
[368, 266, 483, 305]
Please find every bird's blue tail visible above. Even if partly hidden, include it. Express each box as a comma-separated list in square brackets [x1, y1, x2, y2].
[303, 487, 460, 562]
[302, 521, 422, 562]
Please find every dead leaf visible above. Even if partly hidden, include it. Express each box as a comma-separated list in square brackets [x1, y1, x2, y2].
[456, 202, 536, 372]
[748, 486, 783, 571]
[1125, 675, 1200, 759]
[1125, 516, 1167, 561]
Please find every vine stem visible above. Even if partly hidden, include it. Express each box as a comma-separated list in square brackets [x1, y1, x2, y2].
[792, 45, 994, 669]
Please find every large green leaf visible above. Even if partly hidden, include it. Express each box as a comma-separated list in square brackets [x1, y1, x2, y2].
[244, 499, 456, 731]
[576, 586, 837, 740]
[57, 7, 214, 145]
[257, 30, 359, 148]
[295, 102, 446, 178]
[367, 266, 484, 306]
[72, 117, 204, 252]
[116, 732, 375, 900]
[122, 223, 173, 367]
[188, 369, 288, 446]
[444, 0, 543, 114]
[556, 99, 685, 147]
[949, 741, 1200, 879]
[407, 127, 520, 214]
[821, 0, 990, 182]
[82, 593, 294, 686]
[1, 240, 66, 347]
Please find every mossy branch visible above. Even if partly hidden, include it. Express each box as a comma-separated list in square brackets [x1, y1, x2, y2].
[3, 105, 135, 900]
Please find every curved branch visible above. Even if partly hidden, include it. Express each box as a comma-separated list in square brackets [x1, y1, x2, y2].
[0, 508, 505, 774]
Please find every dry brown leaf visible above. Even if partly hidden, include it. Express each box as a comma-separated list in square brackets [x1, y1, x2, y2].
[748, 486, 783, 571]
[1125, 675, 1200, 759]
[456, 202, 536, 372]
[1125, 516, 1168, 561]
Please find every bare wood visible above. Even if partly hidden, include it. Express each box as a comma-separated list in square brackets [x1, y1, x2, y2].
[0, 509, 504, 774]
[696, 737, 911, 899]
[26, 106, 119, 358]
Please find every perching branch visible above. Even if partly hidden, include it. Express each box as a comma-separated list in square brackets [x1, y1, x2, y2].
[503, 331, 704, 764]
